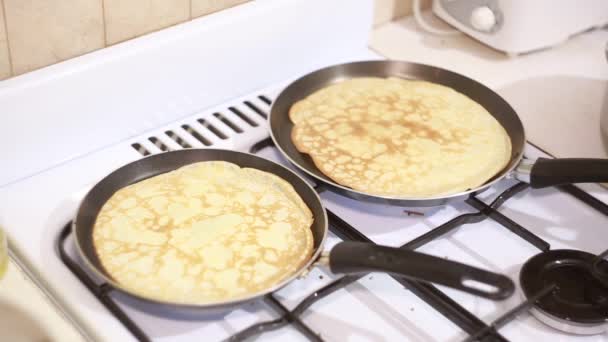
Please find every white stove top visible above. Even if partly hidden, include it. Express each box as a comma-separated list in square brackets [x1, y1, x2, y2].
[1, 0, 607, 341]
[38, 110, 608, 342]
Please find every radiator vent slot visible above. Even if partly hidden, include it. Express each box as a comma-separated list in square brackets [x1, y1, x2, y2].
[131, 143, 151, 156]
[130, 94, 271, 157]
[148, 137, 170, 152]
[229, 107, 257, 127]
[213, 112, 243, 133]
[165, 130, 191, 148]
[244, 101, 267, 119]
[181, 124, 212, 146]
[258, 95, 272, 105]
[197, 118, 228, 139]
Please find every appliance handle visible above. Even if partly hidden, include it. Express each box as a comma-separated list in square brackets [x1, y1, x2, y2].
[514, 157, 608, 188]
[328, 241, 514, 300]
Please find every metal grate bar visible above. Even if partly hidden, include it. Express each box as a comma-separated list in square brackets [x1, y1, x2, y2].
[249, 137, 275, 154]
[406, 282, 507, 342]
[466, 197, 550, 251]
[326, 209, 370, 242]
[226, 296, 325, 341]
[558, 184, 608, 216]
[404, 212, 485, 250]
[318, 208, 509, 340]
[487, 182, 529, 209]
[225, 317, 288, 341]
[264, 296, 323, 341]
[56, 224, 151, 342]
[231, 205, 510, 341]
[463, 285, 556, 342]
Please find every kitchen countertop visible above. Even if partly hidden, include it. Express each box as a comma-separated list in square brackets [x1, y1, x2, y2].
[370, 12, 608, 159]
[0, 256, 85, 342]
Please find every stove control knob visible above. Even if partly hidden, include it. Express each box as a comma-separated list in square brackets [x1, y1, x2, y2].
[470, 6, 496, 32]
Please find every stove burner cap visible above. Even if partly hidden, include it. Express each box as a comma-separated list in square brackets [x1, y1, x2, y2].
[520, 249, 608, 334]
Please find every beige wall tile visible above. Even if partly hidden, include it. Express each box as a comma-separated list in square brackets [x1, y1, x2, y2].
[0, 1, 11, 80]
[374, 0, 431, 26]
[3, 0, 104, 76]
[104, 0, 189, 45]
[191, 0, 249, 18]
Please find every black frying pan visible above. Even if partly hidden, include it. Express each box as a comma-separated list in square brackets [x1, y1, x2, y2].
[74, 149, 514, 315]
[269, 60, 608, 206]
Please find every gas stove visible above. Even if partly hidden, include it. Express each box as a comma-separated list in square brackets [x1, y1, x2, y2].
[1, 0, 607, 341]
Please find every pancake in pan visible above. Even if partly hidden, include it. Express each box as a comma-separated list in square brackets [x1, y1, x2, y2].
[290, 77, 512, 197]
[93, 161, 314, 304]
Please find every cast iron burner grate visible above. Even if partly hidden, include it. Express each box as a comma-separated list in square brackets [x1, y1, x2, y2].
[55, 134, 608, 342]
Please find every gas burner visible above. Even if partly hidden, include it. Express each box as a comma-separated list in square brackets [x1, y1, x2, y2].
[520, 249, 608, 335]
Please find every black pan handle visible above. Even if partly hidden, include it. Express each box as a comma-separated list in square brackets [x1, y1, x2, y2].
[328, 241, 514, 300]
[524, 158, 608, 188]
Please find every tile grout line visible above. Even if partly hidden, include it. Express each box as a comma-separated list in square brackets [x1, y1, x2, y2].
[101, 0, 108, 46]
[189, 0, 193, 20]
[1, 0, 13, 77]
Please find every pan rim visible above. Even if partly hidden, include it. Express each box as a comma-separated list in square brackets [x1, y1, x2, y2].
[73, 148, 329, 310]
[268, 59, 525, 203]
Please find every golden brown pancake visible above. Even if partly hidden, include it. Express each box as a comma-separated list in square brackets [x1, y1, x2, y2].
[93, 161, 314, 304]
[290, 77, 512, 197]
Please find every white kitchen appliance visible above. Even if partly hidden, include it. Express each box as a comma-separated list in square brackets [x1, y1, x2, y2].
[1, 0, 608, 341]
[433, 0, 608, 55]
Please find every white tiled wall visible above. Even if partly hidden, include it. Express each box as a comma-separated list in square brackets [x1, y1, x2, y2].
[0, 0, 251, 79]
[103, 0, 190, 45]
[0, 3, 10, 79]
[192, 0, 248, 18]
[0, 0, 427, 80]
[3, 0, 104, 76]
